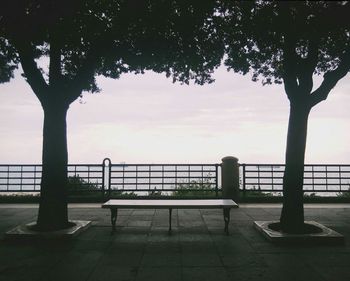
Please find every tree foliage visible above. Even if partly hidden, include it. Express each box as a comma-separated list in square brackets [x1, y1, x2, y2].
[0, 0, 224, 95]
[223, 1, 350, 88]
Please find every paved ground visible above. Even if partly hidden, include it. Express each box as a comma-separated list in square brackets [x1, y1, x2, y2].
[0, 203, 350, 281]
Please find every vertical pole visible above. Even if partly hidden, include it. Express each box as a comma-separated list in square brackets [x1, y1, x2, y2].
[215, 164, 219, 197]
[168, 208, 173, 234]
[221, 156, 239, 202]
[102, 163, 105, 200]
[111, 208, 117, 234]
[242, 164, 246, 198]
[223, 208, 230, 235]
[103, 158, 111, 200]
[108, 164, 112, 198]
[325, 165, 328, 192]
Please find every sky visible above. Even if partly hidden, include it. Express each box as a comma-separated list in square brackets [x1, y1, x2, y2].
[0, 66, 350, 165]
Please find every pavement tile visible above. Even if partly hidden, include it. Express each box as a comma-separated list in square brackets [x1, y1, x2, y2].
[178, 233, 212, 243]
[45, 251, 104, 281]
[144, 242, 180, 253]
[136, 266, 182, 281]
[140, 252, 181, 266]
[73, 239, 113, 252]
[147, 229, 180, 242]
[98, 252, 144, 267]
[182, 266, 230, 281]
[221, 253, 267, 268]
[127, 220, 152, 228]
[302, 252, 350, 267]
[227, 265, 325, 281]
[312, 266, 350, 281]
[88, 266, 138, 281]
[132, 210, 155, 216]
[2, 265, 50, 281]
[181, 253, 222, 266]
[112, 231, 149, 243]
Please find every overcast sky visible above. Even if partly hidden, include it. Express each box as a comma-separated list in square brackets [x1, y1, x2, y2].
[1, 66, 349, 164]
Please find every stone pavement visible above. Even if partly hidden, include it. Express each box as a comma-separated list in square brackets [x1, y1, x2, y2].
[0, 203, 350, 281]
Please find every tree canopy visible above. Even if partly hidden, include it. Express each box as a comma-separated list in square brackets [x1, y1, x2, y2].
[0, 0, 224, 96]
[223, 1, 350, 96]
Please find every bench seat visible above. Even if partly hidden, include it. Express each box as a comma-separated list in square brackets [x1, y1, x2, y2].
[102, 199, 238, 234]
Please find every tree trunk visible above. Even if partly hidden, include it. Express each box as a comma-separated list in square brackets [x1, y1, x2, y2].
[36, 100, 71, 231]
[280, 102, 311, 233]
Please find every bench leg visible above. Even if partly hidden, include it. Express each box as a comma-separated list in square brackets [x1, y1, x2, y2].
[223, 208, 230, 235]
[111, 208, 118, 233]
[168, 208, 172, 234]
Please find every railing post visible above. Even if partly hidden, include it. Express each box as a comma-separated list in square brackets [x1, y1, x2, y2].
[221, 156, 240, 201]
[102, 158, 111, 200]
[242, 164, 246, 198]
[215, 164, 219, 197]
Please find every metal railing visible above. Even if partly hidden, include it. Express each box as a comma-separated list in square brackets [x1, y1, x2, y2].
[0, 159, 221, 197]
[0, 164, 104, 193]
[1, 160, 350, 197]
[104, 159, 220, 196]
[67, 164, 105, 194]
[0, 164, 42, 192]
[240, 164, 350, 194]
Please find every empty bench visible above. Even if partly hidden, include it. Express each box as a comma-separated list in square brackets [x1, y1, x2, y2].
[102, 199, 238, 234]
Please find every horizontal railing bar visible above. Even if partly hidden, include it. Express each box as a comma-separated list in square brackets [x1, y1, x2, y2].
[0, 178, 41, 180]
[68, 164, 104, 166]
[241, 188, 350, 193]
[110, 170, 217, 173]
[109, 188, 217, 190]
[0, 178, 40, 180]
[110, 171, 216, 174]
[111, 176, 216, 179]
[0, 164, 41, 166]
[243, 184, 350, 187]
[0, 189, 40, 191]
[241, 163, 350, 167]
[110, 164, 219, 166]
[111, 183, 215, 188]
[110, 184, 217, 186]
[244, 179, 350, 182]
[0, 165, 101, 167]
[244, 171, 350, 175]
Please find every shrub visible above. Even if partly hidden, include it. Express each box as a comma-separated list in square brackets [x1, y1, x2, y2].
[67, 175, 100, 195]
[242, 185, 273, 197]
[172, 174, 219, 197]
[337, 186, 350, 198]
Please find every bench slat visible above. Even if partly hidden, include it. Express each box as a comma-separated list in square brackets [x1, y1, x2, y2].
[102, 199, 238, 209]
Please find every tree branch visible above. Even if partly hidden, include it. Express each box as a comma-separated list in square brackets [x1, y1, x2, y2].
[49, 36, 62, 88]
[15, 40, 48, 104]
[309, 50, 350, 107]
[297, 39, 319, 94]
[282, 34, 298, 101]
[64, 39, 113, 104]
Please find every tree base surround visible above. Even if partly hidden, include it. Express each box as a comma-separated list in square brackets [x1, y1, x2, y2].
[4, 220, 91, 240]
[254, 221, 344, 245]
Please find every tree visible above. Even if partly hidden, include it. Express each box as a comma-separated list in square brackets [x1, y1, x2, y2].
[0, 0, 224, 231]
[222, 1, 350, 233]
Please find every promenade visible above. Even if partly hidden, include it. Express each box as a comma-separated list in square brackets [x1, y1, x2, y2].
[0, 203, 349, 281]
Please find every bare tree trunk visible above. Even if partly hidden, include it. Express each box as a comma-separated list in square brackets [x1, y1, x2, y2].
[280, 102, 310, 233]
[36, 100, 71, 231]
